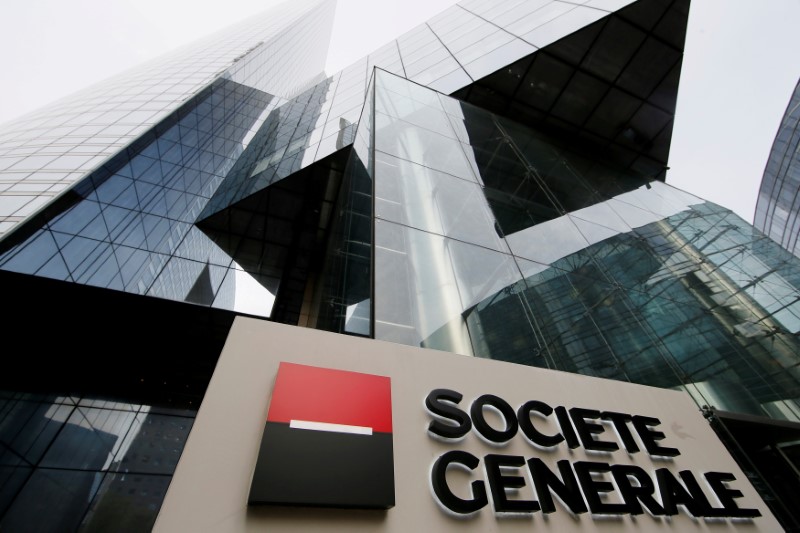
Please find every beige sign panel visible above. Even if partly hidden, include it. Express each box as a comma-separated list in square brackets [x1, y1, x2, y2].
[154, 317, 780, 532]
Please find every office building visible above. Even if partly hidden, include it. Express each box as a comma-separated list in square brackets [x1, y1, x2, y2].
[755, 76, 800, 257]
[0, 0, 797, 530]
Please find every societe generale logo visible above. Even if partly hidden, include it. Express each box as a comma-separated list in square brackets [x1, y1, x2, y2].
[248, 362, 395, 509]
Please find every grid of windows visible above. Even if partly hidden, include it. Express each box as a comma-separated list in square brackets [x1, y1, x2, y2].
[0, 79, 279, 317]
[755, 77, 800, 257]
[324, 70, 800, 424]
[0, 392, 194, 531]
[1, 0, 663, 246]
[199, 0, 688, 225]
[0, 0, 335, 237]
[190, 0, 648, 219]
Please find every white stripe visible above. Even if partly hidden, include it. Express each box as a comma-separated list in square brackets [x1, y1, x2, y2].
[289, 420, 373, 435]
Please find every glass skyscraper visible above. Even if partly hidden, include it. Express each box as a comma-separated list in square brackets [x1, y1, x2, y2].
[1, 0, 798, 530]
[755, 76, 800, 258]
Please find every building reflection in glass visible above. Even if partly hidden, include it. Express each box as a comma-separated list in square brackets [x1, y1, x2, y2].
[327, 70, 800, 424]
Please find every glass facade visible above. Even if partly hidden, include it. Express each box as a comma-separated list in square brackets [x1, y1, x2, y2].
[0, 393, 194, 531]
[0, 0, 336, 238]
[755, 77, 800, 257]
[0, 0, 682, 320]
[324, 70, 800, 425]
[0, 1, 338, 528]
[0, 78, 281, 317]
[1, 0, 798, 529]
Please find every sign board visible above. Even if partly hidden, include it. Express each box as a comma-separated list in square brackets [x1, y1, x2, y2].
[154, 317, 780, 531]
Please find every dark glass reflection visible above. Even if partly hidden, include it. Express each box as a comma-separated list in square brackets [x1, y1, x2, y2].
[459, 105, 648, 236]
[0, 78, 277, 317]
[0, 394, 195, 531]
[755, 77, 800, 257]
[366, 71, 800, 425]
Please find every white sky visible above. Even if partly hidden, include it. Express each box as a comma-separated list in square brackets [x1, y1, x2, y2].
[0, 0, 798, 223]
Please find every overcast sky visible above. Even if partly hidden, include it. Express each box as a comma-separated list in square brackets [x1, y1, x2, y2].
[0, 0, 798, 223]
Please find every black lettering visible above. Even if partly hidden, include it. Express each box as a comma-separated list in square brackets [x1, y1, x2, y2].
[426, 389, 472, 440]
[632, 416, 679, 457]
[471, 394, 518, 444]
[527, 458, 587, 514]
[655, 468, 709, 517]
[704, 471, 761, 518]
[573, 461, 628, 515]
[554, 406, 580, 449]
[484, 454, 539, 513]
[431, 450, 488, 514]
[601, 411, 640, 453]
[611, 464, 665, 515]
[517, 400, 564, 447]
[570, 408, 619, 452]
